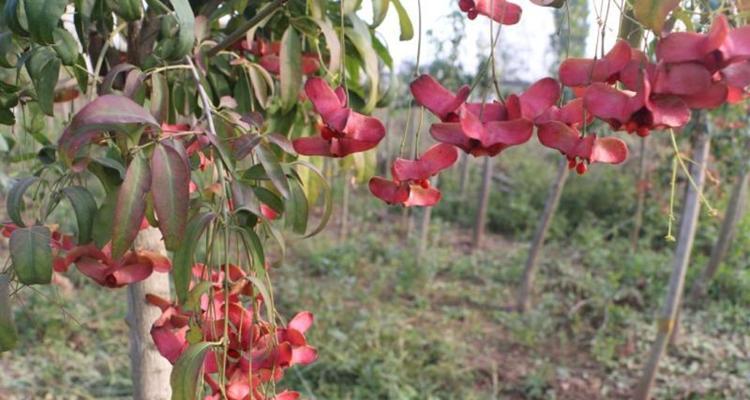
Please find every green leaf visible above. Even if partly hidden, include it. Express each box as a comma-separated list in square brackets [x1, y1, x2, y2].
[0, 32, 21, 68]
[52, 28, 79, 66]
[164, 0, 195, 60]
[74, 0, 96, 50]
[342, 0, 362, 14]
[25, 47, 60, 116]
[92, 190, 117, 248]
[390, 0, 413, 41]
[285, 179, 308, 235]
[633, 0, 680, 34]
[293, 159, 332, 238]
[150, 72, 169, 123]
[0, 275, 18, 352]
[3, 0, 28, 37]
[245, 63, 274, 109]
[107, 0, 142, 21]
[10, 226, 52, 285]
[62, 186, 97, 244]
[111, 154, 151, 259]
[58, 94, 159, 166]
[170, 341, 214, 400]
[279, 26, 302, 113]
[345, 15, 379, 113]
[6, 177, 39, 227]
[313, 17, 342, 76]
[256, 143, 290, 199]
[72, 54, 89, 92]
[173, 212, 216, 303]
[237, 225, 264, 269]
[371, 0, 389, 27]
[151, 143, 190, 251]
[24, 0, 66, 43]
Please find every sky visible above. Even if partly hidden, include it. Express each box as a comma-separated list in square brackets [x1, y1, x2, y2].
[360, 0, 621, 83]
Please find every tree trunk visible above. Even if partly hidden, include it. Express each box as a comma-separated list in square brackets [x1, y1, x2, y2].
[516, 159, 569, 312]
[688, 167, 749, 302]
[127, 227, 172, 400]
[630, 136, 649, 251]
[338, 173, 350, 242]
[472, 157, 493, 249]
[634, 127, 711, 400]
[458, 153, 471, 199]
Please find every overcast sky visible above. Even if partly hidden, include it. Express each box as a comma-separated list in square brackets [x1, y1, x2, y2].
[362, 0, 621, 83]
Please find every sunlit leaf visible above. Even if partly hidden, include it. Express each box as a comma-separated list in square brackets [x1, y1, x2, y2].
[280, 26, 302, 112]
[371, 0, 389, 27]
[390, 0, 414, 41]
[633, 0, 680, 35]
[10, 226, 52, 285]
[346, 15, 379, 113]
[150, 72, 169, 123]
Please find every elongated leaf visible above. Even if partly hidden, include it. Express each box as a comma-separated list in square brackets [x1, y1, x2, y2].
[390, 0, 413, 41]
[150, 72, 169, 123]
[165, 0, 195, 60]
[342, 0, 362, 14]
[25, 47, 60, 116]
[108, 0, 142, 21]
[92, 190, 117, 248]
[74, 0, 95, 50]
[371, 0, 389, 27]
[633, 0, 680, 34]
[280, 26, 302, 112]
[237, 226, 264, 269]
[10, 226, 52, 285]
[246, 63, 274, 109]
[346, 15, 379, 113]
[171, 341, 213, 400]
[293, 159, 333, 238]
[111, 154, 151, 259]
[256, 143, 290, 199]
[313, 17, 342, 76]
[285, 179, 308, 235]
[25, 0, 66, 43]
[52, 28, 78, 66]
[173, 212, 215, 303]
[59, 95, 159, 166]
[0, 276, 18, 352]
[151, 143, 190, 251]
[3, 0, 28, 37]
[6, 177, 39, 227]
[62, 186, 97, 244]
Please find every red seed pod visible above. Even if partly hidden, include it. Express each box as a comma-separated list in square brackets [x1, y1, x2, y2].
[576, 162, 588, 175]
[568, 158, 577, 169]
[459, 0, 474, 12]
[467, 9, 478, 19]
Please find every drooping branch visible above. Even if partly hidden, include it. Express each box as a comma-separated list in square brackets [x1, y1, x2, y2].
[205, 0, 289, 57]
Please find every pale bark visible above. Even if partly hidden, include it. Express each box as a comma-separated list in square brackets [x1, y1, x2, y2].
[472, 157, 493, 249]
[634, 128, 711, 400]
[127, 227, 172, 400]
[688, 168, 749, 302]
[516, 159, 569, 312]
[630, 137, 649, 251]
[458, 153, 471, 199]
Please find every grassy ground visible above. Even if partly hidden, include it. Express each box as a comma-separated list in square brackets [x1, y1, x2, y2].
[1, 192, 748, 399]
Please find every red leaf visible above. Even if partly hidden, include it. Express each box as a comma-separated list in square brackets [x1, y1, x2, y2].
[151, 143, 190, 251]
[111, 154, 151, 260]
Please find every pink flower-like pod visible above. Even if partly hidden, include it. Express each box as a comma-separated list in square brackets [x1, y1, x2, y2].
[459, 0, 522, 25]
[293, 78, 385, 158]
[537, 121, 629, 174]
[559, 40, 632, 87]
[410, 74, 470, 122]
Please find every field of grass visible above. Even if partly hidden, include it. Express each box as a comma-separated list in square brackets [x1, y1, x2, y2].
[2, 139, 749, 399]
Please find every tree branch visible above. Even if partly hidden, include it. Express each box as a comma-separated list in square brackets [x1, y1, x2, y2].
[205, 0, 288, 58]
